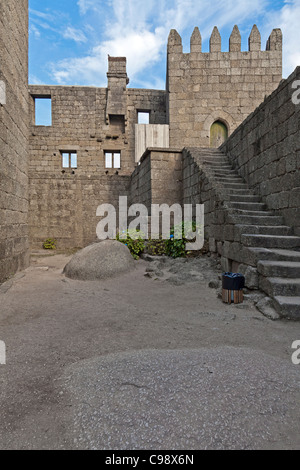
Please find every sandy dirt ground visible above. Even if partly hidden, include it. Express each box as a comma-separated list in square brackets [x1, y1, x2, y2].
[0, 252, 299, 450]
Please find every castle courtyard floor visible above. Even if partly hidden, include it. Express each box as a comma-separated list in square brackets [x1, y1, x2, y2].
[0, 252, 299, 450]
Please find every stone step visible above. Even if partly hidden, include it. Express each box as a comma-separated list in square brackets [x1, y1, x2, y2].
[198, 150, 225, 155]
[204, 161, 232, 167]
[248, 248, 300, 263]
[241, 234, 300, 249]
[208, 166, 234, 172]
[213, 166, 237, 172]
[202, 157, 228, 161]
[230, 209, 275, 216]
[203, 160, 227, 166]
[222, 188, 255, 195]
[222, 182, 249, 189]
[257, 260, 300, 278]
[260, 277, 300, 297]
[229, 195, 261, 202]
[216, 178, 245, 184]
[215, 174, 243, 180]
[213, 171, 240, 176]
[236, 225, 293, 236]
[229, 202, 267, 211]
[273, 296, 300, 320]
[231, 215, 285, 225]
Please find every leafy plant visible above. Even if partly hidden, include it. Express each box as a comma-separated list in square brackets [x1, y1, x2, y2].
[43, 238, 57, 250]
[116, 229, 145, 260]
[165, 221, 202, 258]
[146, 237, 166, 256]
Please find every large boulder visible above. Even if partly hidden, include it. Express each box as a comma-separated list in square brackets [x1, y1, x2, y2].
[64, 240, 135, 281]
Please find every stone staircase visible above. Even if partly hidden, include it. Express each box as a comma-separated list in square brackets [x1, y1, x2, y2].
[188, 148, 300, 320]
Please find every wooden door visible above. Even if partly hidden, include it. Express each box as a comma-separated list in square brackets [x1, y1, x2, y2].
[210, 121, 228, 148]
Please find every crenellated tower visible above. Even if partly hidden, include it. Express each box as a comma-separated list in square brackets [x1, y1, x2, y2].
[167, 25, 282, 148]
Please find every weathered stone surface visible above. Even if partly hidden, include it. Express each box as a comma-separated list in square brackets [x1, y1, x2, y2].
[168, 24, 282, 149]
[221, 67, 300, 237]
[28, 76, 167, 249]
[0, 0, 29, 283]
[229, 25, 241, 52]
[63, 240, 135, 281]
[209, 279, 220, 289]
[239, 265, 259, 290]
[62, 347, 300, 449]
[256, 297, 280, 320]
[249, 25, 261, 51]
[190, 27, 202, 53]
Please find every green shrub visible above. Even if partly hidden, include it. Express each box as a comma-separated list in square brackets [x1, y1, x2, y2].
[146, 237, 166, 256]
[165, 221, 201, 258]
[116, 229, 145, 260]
[43, 238, 57, 250]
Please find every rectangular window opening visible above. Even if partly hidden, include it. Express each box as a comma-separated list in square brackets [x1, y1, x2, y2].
[34, 97, 52, 126]
[105, 151, 121, 169]
[61, 151, 77, 169]
[138, 111, 150, 125]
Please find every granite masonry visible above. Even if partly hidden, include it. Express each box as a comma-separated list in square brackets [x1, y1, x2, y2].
[0, 0, 29, 283]
[27, 26, 283, 251]
[1, 4, 300, 317]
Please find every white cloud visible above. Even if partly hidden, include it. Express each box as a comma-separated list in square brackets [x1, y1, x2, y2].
[77, 0, 102, 15]
[52, 28, 165, 86]
[265, 0, 300, 78]
[29, 8, 55, 21]
[29, 74, 44, 85]
[30, 24, 41, 39]
[52, 0, 299, 87]
[63, 27, 87, 43]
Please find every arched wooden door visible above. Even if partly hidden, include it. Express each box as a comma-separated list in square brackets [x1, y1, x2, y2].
[210, 121, 228, 148]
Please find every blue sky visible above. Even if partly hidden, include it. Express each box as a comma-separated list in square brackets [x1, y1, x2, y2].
[29, 0, 300, 89]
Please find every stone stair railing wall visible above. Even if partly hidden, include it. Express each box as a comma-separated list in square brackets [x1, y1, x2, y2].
[220, 66, 300, 237]
[182, 147, 300, 319]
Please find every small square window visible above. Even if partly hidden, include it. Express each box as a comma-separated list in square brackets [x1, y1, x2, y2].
[61, 151, 77, 169]
[105, 151, 121, 169]
[138, 111, 150, 124]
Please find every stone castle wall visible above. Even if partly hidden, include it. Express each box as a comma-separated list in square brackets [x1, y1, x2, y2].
[130, 148, 182, 210]
[167, 25, 282, 148]
[28, 80, 167, 248]
[221, 66, 300, 236]
[1, 8, 291, 256]
[0, 0, 29, 282]
[29, 174, 130, 249]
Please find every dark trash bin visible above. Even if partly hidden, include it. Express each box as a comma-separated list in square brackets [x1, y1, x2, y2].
[222, 272, 245, 304]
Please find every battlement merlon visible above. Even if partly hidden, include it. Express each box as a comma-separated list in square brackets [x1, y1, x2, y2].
[229, 25, 241, 52]
[210, 26, 221, 53]
[167, 25, 283, 55]
[190, 27, 202, 53]
[266, 28, 283, 51]
[167, 29, 183, 54]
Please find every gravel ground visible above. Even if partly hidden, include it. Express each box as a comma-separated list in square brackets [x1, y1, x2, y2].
[0, 252, 299, 450]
